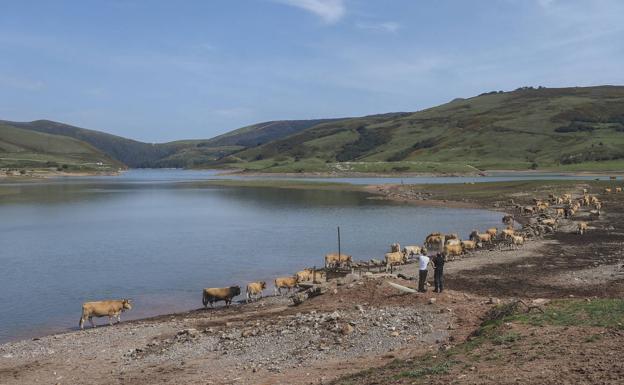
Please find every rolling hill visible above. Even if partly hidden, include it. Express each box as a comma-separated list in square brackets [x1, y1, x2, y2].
[222, 86, 624, 173]
[0, 118, 342, 168]
[0, 122, 122, 171]
[2, 85, 624, 173]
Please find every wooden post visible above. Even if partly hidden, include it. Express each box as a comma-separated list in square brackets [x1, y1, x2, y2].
[337, 226, 341, 264]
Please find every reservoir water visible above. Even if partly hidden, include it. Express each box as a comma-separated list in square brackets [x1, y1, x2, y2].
[0, 169, 606, 342]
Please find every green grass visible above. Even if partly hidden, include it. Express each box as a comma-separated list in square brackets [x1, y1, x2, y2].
[228, 86, 624, 173]
[396, 359, 457, 379]
[508, 299, 624, 329]
[0, 122, 121, 171]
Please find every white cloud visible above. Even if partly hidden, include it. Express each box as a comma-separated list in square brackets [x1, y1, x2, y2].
[274, 0, 345, 23]
[356, 21, 401, 33]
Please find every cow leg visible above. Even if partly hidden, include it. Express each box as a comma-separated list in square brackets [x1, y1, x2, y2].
[109, 316, 114, 326]
[79, 316, 85, 330]
[117, 314, 122, 324]
[89, 317, 96, 328]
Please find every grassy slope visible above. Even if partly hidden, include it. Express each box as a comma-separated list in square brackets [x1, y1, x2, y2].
[0, 120, 183, 168]
[4, 86, 624, 173]
[4, 118, 342, 168]
[0, 122, 121, 170]
[228, 86, 624, 173]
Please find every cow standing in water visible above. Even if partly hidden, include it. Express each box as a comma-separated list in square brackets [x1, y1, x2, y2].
[79, 299, 132, 330]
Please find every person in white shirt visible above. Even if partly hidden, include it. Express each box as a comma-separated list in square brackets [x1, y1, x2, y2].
[417, 253, 430, 292]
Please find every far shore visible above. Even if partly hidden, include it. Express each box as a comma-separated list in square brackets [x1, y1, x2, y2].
[215, 167, 624, 178]
[1, 166, 622, 182]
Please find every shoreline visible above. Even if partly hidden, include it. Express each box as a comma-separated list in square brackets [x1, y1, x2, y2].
[0, 169, 121, 181]
[215, 167, 624, 178]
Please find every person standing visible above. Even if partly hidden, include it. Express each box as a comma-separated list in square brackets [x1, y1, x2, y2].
[417, 253, 430, 292]
[433, 252, 445, 293]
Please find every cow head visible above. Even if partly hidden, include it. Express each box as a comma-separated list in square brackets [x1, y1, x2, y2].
[122, 299, 132, 310]
[260, 281, 267, 289]
[231, 286, 241, 296]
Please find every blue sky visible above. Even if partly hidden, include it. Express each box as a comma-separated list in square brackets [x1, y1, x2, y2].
[1, 0, 623, 142]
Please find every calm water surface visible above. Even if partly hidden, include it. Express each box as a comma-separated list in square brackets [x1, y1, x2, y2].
[1, 169, 608, 342]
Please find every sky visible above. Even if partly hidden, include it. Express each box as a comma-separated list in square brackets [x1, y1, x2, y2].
[1, 0, 623, 142]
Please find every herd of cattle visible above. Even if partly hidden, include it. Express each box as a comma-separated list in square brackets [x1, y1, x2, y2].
[78, 185, 621, 329]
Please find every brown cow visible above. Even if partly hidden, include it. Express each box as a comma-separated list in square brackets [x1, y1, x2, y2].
[616, 187, 622, 193]
[577, 222, 588, 235]
[486, 228, 498, 238]
[246, 281, 266, 303]
[424, 233, 445, 249]
[295, 268, 314, 282]
[469, 230, 492, 245]
[510, 235, 524, 249]
[202, 286, 241, 308]
[274, 276, 299, 295]
[384, 251, 406, 271]
[444, 243, 463, 259]
[403, 245, 425, 257]
[460, 240, 477, 251]
[324, 253, 352, 268]
[79, 299, 132, 330]
[604, 188, 612, 194]
[500, 227, 515, 240]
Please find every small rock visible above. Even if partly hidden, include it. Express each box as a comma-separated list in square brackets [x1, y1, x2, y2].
[340, 324, 354, 335]
[428, 298, 437, 305]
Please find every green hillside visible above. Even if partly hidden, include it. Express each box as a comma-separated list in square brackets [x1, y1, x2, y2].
[223, 86, 624, 173]
[3, 118, 340, 168]
[3, 86, 624, 173]
[0, 120, 182, 168]
[0, 122, 122, 171]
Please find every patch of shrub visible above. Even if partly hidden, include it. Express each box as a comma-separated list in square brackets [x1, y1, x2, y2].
[336, 126, 391, 162]
[387, 138, 439, 161]
[554, 122, 596, 133]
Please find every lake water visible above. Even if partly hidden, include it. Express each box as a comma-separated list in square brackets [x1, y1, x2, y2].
[0, 169, 608, 343]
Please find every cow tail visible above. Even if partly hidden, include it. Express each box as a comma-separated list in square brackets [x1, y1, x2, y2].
[202, 291, 208, 307]
[79, 306, 85, 329]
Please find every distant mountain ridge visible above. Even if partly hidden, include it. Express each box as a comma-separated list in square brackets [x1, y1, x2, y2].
[2, 85, 624, 173]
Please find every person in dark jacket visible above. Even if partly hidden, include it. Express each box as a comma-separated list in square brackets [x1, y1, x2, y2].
[432, 253, 445, 293]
